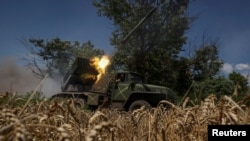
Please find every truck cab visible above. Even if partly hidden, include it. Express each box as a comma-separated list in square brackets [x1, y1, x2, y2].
[106, 71, 175, 111]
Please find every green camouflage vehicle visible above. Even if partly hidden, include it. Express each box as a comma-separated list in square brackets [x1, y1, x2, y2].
[51, 57, 176, 111]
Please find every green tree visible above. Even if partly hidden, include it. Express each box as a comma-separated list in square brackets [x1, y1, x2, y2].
[190, 76, 234, 104]
[190, 43, 223, 81]
[22, 38, 104, 79]
[72, 40, 105, 59]
[93, 0, 191, 86]
[229, 71, 249, 99]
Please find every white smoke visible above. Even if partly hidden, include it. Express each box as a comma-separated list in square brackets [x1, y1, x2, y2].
[0, 57, 39, 95]
[0, 57, 62, 97]
[40, 77, 61, 98]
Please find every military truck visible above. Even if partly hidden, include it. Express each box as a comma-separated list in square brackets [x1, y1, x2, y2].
[51, 57, 176, 111]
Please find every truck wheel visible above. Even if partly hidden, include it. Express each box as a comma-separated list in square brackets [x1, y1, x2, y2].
[74, 98, 86, 109]
[129, 100, 152, 111]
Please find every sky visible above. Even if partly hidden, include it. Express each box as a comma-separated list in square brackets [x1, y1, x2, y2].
[187, 0, 250, 77]
[0, 0, 250, 94]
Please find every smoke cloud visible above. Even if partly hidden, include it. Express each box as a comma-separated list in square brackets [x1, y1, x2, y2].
[0, 57, 61, 97]
[40, 77, 61, 98]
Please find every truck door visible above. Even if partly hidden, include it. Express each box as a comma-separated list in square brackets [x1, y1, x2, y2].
[111, 73, 130, 102]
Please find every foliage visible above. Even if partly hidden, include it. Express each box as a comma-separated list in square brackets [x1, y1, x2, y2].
[190, 43, 223, 81]
[229, 71, 249, 100]
[72, 40, 105, 59]
[22, 38, 104, 79]
[190, 77, 234, 104]
[171, 57, 193, 96]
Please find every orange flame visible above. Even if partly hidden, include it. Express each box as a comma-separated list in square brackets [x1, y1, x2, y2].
[90, 55, 110, 83]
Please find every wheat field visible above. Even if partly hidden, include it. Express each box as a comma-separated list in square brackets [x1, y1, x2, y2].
[0, 92, 249, 141]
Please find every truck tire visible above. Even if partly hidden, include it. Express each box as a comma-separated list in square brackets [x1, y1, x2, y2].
[129, 100, 152, 111]
[74, 98, 86, 109]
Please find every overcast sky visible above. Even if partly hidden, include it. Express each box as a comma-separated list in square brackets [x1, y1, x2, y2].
[0, 0, 250, 93]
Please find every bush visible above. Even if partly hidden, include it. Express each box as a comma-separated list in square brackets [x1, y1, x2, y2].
[189, 77, 234, 104]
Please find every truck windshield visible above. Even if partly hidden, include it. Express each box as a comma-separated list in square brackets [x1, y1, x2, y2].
[130, 73, 143, 83]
